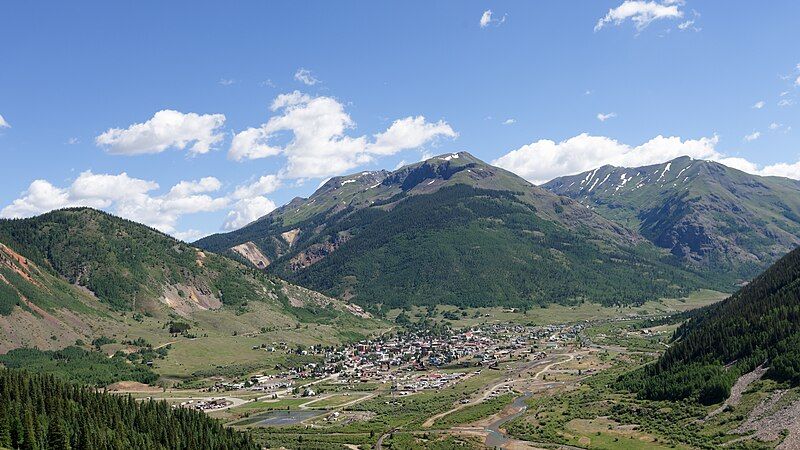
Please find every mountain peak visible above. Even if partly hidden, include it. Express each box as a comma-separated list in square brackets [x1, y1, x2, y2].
[543, 157, 800, 284]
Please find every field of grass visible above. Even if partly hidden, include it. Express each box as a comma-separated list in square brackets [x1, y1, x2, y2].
[431, 393, 515, 428]
[386, 289, 727, 329]
[564, 417, 691, 450]
[303, 392, 370, 408]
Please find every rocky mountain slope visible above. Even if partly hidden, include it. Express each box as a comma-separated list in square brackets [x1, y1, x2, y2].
[544, 156, 800, 285]
[197, 152, 703, 310]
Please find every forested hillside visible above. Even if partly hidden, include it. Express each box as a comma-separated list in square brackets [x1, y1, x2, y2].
[621, 245, 800, 404]
[0, 369, 257, 449]
[0, 208, 267, 311]
[198, 153, 704, 310]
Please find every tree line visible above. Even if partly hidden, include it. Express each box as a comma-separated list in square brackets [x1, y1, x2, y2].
[0, 369, 257, 450]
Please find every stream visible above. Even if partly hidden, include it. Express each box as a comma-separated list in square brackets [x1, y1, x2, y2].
[484, 392, 532, 448]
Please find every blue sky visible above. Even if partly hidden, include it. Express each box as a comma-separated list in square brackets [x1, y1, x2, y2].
[1, 1, 799, 240]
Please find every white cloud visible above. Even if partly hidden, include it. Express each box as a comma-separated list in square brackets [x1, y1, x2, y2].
[493, 132, 800, 184]
[1, 172, 228, 235]
[66, 137, 79, 145]
[172, 229, 207, 242]
[779, 99, 794, 107]
[743, 131, 761, 142]
[795, 75, 800, 87]
[260, 79, 276, 88]
[223, 196, 277, 230]
[228, 91, 457, 179]
[493, 133, 720, 184]
[479, 9, 505, 28]
[596, 112, 617, 122]
[218, 78, 236, 86]
[503, 118, 516, 125]
[480, 10, 492, 28]
[230, 174, 281, 200]
[768, 122, 790, 133]
[96, 110, 226, 156]
[718, 158, 800, 179]
[0, 114, 9, 128]
[367, 116, 457, 155]
[294, 68, 320, 86]
[595, 1, 683, 32]
[752, 100, 765, 109]
[677, 20, 694, 30]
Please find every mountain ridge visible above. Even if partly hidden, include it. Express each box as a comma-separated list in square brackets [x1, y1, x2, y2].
[544, 156, 800, 284]
[197, 152, 703, 310]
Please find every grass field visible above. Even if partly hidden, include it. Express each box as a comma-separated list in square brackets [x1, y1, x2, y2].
[386, 289, 727, 329]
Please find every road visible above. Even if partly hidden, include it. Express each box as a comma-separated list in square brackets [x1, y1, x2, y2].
[421, 353, 576, 428]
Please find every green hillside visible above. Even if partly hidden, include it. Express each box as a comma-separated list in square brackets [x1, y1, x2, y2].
[0, 208, 269, 311]
[544, 156, 800, 285]
[621, 245, 800, 404]
[0, 208, 383, 360]
[198, 153, 705, 310]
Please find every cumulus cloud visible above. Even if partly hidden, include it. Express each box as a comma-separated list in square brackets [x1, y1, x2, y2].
[229, 91, 456, 179]
[596, 112, 617, 122]
[0, 114, 10, 128]
[218, 78, 236, 86]
[503, 118, 516, 125]
[743, 131, 761, 142]
[367, 116, 457, 155]
[223, 196, 277, 230]
[1, 172, 228, 236]
[230, 174, 281, 201]
[718, 158, 800, 180]
[752, 100, 765, 109]
[95, 110, 226, 156]
[595, 1, 683, 32]
[493, 133, 800, 184]
[294, 68, 320, 86]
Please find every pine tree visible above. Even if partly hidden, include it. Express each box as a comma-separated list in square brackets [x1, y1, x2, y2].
[0, 410, 11, 448]
[22, 406, 38, 450]
[47, 419, 70, 450]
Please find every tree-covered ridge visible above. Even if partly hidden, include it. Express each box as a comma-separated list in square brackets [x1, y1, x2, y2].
[0, 369, 257, 450]
[271, 184, 702, 310]
[0, 208, 276, 310]
[544, 156, 800, 285]
[621, 245, 800, 404]
[197, 153, 703, 310]
[0, 346, 158, 387]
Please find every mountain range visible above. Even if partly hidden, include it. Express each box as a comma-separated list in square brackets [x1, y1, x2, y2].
[197, 152, 705, 311]
[544, 156, 800, 285]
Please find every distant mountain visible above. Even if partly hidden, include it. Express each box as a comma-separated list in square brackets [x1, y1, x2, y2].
[544, 156, 800, 284]
[622, 245, 800, 404]
[197, 152, 703, 310]
[0, 208, 373, 352]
